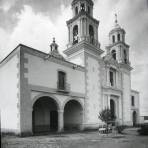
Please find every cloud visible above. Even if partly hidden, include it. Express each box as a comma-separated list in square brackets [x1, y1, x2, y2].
[0, 4, 71, 58]
[0, 0, 72, 31]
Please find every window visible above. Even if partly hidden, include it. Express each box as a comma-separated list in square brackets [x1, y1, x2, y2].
[112, 35, 115, 43]
[89, 25, 94, 44]
[80, 3, 85, 11]
[58, 71, 66, 90]
[117, 34, 120, 41]
[109, 68, 116, 87]
[75, 7, 78, 15]
[73, 25, 78, 44]
[88, 6, 90, 14]
[124, 50, 127, 63]
[111, 50, 116, 60]
[131, 96, 135, 106]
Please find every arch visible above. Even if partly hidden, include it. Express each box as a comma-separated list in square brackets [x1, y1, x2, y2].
[32, 93, 61, 110]
[133, 111, 137, 127]
[64, 99, 83, 131]
[89, 25, 94, 44]
[117, 33, 120, 41]
[110, 99, 116, 119]
[73, 25, 78, 44]
[111, 50, 116, 60]
[62, 98, 83, 111]
[112, 35, 115, 43]
[32, 96, 59, 133]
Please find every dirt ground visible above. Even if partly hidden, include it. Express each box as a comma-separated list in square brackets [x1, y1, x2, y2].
[2, 128, 148, 148]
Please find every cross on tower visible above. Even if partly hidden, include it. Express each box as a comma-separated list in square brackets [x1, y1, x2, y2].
[115, 13, 118, 24]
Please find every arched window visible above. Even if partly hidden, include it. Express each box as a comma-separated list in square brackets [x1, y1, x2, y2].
[117, 34, 120, 41]
[80, 3, 85, 12]
[89, 25, 94, 44]
[112, 35, 115, 43]
[88, 6, 90, 14]
[75, 7, 78, 15]
[73, 25, 78, 44]
[109, 68, 116, 87]
[124, 49, 127, 63]
[111, 50, 116, 60]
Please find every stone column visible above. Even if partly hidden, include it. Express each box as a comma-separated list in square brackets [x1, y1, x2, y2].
[107, 94, 110, 109]
[58, 110, 64, 132]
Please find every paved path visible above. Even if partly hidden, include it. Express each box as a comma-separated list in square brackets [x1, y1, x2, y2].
[2, 128, 148, 148]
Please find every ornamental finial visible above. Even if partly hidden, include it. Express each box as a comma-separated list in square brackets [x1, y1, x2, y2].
[115, 13, 118, 24]
[53, 37, 55, 43]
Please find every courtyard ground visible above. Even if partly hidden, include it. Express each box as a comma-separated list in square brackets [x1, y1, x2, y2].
[2, 128, 148, 148]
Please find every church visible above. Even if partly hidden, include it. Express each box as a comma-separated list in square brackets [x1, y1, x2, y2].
[0, 0, 140, 136]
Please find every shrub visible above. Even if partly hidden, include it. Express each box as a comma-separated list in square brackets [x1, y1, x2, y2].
[138, 124, 148, 135]
[115, 125, 126, 134]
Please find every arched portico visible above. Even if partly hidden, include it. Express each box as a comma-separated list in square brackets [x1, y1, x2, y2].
[32, 94, 65, 134]
[64, 100, 83, 131]
[32, 96, 59, 133]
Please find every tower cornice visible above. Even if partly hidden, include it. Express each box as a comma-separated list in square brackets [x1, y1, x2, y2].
[106, 41, 130, 49]
[64, 41, 104, 57]
[66, 11, 99, 25]
[72, 0, 94, 6]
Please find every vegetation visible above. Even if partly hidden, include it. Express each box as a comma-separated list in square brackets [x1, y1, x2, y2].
[98, 108, 126, 134]
[138, 123, 148, 135]
[98, 108, 116, 133]
[98, 108, 116, 125]
[115, 125, 126, 134]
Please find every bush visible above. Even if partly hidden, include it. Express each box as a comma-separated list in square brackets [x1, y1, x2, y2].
[138, 124, 148, 135]
[115, 125, 126, 134]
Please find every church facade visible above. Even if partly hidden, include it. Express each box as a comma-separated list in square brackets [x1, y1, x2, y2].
[0, 0, 140, 136]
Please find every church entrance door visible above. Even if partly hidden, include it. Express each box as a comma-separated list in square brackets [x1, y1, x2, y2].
[133, 111, 137, 127]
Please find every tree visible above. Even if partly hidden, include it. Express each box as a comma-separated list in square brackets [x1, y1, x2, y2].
[98, 108, 116, 127]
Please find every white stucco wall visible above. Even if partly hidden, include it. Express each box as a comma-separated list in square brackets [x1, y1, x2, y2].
[85, 55, 102, 126]
[67, 51, 85, 66]
[24, 53, 85, 94]
[0, 54, 20, 133]
[122, 72, 132, 125]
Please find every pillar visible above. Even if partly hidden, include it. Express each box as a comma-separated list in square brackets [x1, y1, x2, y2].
[58, 110, 64, 132]
[107, 94, 110, 109]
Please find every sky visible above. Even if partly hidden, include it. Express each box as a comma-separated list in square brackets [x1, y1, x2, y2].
[0, 0, 148, 116]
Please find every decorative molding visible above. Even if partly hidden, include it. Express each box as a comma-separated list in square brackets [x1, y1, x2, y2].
[29, 84, 85, 98]
[64, 40, 104, 57]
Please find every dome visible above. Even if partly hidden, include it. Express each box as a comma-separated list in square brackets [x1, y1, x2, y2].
[109, 14, 125, 35]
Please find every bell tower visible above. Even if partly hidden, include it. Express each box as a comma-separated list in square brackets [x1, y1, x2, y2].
[64, 0, 104, 130]
[106, 14, 130, 65]
[64, 0, 103, 66]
